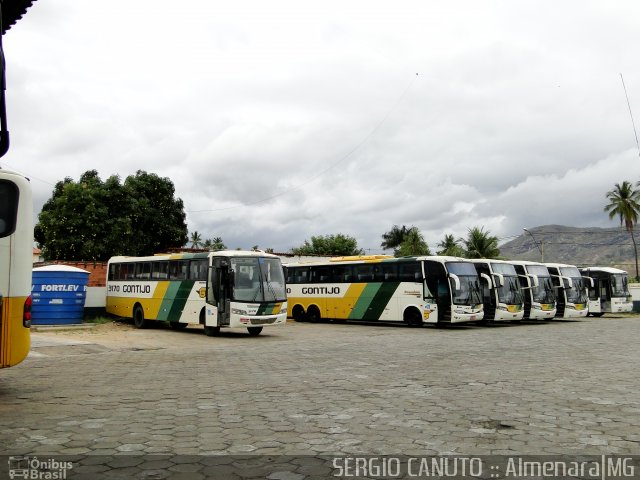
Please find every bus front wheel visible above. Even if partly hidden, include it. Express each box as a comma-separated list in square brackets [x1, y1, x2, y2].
[204, 326, 220, 337]
[404, 308, 423, 327]
[247, 327, 263, 336]
[133, 305, 147, 329]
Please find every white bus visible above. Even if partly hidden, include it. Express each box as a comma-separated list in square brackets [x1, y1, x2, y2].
[545, 263, 590, 319]
[511, 261, 557, 320]
[0, 169, 33, 368]
[107, 250, 287, 336]
[580, 267, 633, 316]
[285, 255, 483, 325]
[470, 259, 525, 322]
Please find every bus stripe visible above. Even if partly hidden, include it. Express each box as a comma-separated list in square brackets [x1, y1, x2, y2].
[349, 283, 383, 319]
[166, 280, 195, 322]
[368, 282, 401, 319]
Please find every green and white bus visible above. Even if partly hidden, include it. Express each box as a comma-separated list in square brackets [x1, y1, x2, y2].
[511, 260, 557, 320]
[545, 263, 590, 319]
[470, 259, 525, 322]
[285, 255, 483, 325]
[107, 250, 287, 336]
[580, 267, 633, 316]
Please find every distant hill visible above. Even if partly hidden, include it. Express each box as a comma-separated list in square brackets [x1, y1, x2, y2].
[499, 225, 638, 272]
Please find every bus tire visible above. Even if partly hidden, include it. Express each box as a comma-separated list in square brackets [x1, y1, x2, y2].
[247, 327, 263, 336]
[170, 322, 188, 330]
[204, 326, 220, 337]
[404, 308, 423, 327]
[292, 305, 306, 322]
[133, 305, 147, 329]
[307, 306, 321, 323]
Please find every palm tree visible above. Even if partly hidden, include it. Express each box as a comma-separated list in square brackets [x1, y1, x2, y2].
[189, 231, 202, 249]
[437, 234, 464, 257]
[460, 226, 500, 259]
[381, 225, 410, 251]
[604, 181, 640, 280]
[210, 237, 226, 251]
[395, 229, 431, 257]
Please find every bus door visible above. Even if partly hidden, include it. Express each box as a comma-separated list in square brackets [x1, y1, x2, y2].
[206, 258, 231, 326]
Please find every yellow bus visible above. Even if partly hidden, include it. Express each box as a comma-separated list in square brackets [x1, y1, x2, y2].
[285, 255, 483, 325]
[106, 250, 287, 336]
[0, 169, 33, 368]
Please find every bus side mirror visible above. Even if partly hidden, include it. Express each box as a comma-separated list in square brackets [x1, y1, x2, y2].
[518, 275, 533, 289]
[448, 273, 461, 291]
[480, 273, 493, 288]
[582, 276, 594, 288]
[492, 273, 504, 287]
[563, 276, 573, 289]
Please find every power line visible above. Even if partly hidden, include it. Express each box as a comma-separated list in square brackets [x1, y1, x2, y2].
[620, 73, 640, 158]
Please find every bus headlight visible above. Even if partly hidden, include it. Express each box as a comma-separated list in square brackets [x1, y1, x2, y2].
[232, 308, 248, 315]
[497, 306, 509, 311]
[532, 305, 542, 310]
[280, 307, 288, 314]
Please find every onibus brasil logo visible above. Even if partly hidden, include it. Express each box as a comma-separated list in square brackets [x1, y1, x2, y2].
[8, 456, 73, 479]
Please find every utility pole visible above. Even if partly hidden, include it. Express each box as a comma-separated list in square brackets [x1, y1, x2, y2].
[523, 228, 544, 262]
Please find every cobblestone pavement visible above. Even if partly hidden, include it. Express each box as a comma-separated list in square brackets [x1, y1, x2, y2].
[1, 317, 639, 478]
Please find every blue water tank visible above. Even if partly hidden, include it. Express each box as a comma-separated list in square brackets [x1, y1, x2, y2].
[31, 265, 90, 325]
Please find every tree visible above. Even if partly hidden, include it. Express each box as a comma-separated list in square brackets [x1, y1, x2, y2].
[395, 229, 431, 257]
[123, 171, 188, 256]
[34, 170, 188, 261]
[203, 237, 226, 251]
[190, 231, 203, 249]
[604, 181, 640, 280]
[292, 234, 364, 256]
[437, 234, 465, 257]
[381, 225, 410, 251]
[460, 226, 500, 259]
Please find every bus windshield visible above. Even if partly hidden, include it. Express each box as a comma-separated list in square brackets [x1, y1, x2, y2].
[231, 257, 286, 302]
[525, 265, 555, 304]
[497, 275, 524, 305]
[446, 262, 482, 305]
[611, 274, 630, 297]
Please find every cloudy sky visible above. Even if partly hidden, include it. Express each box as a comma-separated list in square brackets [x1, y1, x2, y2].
[3, 0, 640, 253]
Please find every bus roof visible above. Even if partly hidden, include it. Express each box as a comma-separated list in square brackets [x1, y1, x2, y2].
[108, 250, 280, 264]
[580, 266, 628, 275]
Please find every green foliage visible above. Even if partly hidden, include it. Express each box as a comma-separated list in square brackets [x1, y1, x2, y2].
[292, 234, 364, 256]
[395, 229, 431, 257]
[190, 231, 203, 249]
[35, 170, 188, 261]
[381, 225, 430, 257]
[437, 233, 465, 257]
[460, 226, 500, 259]
[202, 237, 226, 251]
[381, 225, 411, 250]
[604, 181, 640, 279]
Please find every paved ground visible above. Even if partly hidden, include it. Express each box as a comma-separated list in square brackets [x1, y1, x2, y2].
[1, 317, 639, 478]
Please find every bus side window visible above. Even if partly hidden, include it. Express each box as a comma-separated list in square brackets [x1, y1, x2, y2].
[152, 261, 168, 280]
[124, 263, 135, 281]
[0, 180, 18, 238]
[169, 261, 188, 280]
[332, 265, 353, 283]
[353, 264, 374, 282]
[189, 259, 207, 281]
[398, 262, 420, 282]
[311, 266, 331, 283]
